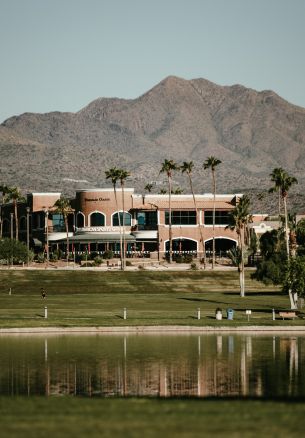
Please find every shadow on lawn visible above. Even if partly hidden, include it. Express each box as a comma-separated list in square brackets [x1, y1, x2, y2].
[223, 291, 285, 296]
[178, 297, 228, 305]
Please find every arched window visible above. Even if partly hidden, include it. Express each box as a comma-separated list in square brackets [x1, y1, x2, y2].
[19, 216, 26, 231]
[112, 212, 131, 226]
[90, 212, 105, 226]
[76, 212, 85, 228]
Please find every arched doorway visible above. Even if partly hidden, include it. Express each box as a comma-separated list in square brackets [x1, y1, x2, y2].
[205, 238, 237, 257]
[165, 238, 198, 253]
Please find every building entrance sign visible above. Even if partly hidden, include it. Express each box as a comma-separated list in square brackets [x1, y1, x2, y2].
[77, 226, 121, 233]
[85, 198, 110, 202]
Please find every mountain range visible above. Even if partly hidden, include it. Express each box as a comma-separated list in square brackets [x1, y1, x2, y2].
[1, 75, 305, 213]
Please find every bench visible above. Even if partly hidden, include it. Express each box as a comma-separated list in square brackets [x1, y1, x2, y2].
[279, 311, 297, 320]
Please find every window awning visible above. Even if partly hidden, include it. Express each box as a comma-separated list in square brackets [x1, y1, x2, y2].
[58, 233, 136, 243]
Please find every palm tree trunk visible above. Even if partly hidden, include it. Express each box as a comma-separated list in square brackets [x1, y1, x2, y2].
[65, 215, 69, 264]
[278, 190, 281, 218]
[0, 208, 2, 239]
[188, 174, 206, 268]
[283, 196, 290, 259]
[212, 170, 216, 269]
[14, 200, 18, 240]
[121, 183, 126, 271]
[239, 230, 245, 297]
[114, 187, 123, 270]
[168, 175, 172, 263]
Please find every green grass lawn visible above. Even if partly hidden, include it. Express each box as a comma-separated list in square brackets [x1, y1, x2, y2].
[0, 270, 302, 328]
[1, 397, 305, 438]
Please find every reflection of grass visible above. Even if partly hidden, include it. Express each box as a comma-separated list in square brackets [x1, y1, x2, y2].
[1, 397, 305, 437]
[0, 270, 302, 328]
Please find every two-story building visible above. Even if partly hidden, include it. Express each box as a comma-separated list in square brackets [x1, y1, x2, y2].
[1, 188, 242, 259]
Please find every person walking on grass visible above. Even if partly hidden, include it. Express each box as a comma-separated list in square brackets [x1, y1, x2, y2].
[41, 288, 46, 299]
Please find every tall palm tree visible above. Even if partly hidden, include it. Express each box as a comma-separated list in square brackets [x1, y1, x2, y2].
[203, 157, 222, 269]
[4, 186, 25, 240]
[160, 159, 180, 263]
[273, 170, 298, 309]
[227, 195, 251, 297]
[269, 167, 286, 219]
[279, 171, 298, 260]
[105, 167, 123, 269]
[0, 184, 9, 238]
[118, 168, 130, 270]
[53, 196, 73, 264]
[181, 161, 206, 267]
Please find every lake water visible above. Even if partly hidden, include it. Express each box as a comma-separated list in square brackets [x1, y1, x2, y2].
[0, 334, 304, 398]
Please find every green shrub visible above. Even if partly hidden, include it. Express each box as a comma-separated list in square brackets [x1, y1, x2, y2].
[94, 256, 103, 266]
[125, 260, 133, 266]
[36, 252, 46, 263]
[103, 250, 113, 260]
[0, 238, 33, 265]
[49, 253, 58, 262]
[190, 262, 198, 270]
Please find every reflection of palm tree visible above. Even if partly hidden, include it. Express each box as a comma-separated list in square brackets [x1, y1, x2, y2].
[4, 186, 25, 240]
[227, 195, 251, 297]
[118, 169, 130, 270]
[203, 157, 222, 269]
[181, 161, 205, 266]
[105, 167, 123, 269]
[160, 159, 180, 263]
[53, 197, 73, 264]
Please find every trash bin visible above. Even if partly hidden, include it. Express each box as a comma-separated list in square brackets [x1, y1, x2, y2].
[215, 308, 222, 320]
[227, 308, 234, 320]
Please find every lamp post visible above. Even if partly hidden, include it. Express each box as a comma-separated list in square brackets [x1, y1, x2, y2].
[26, 207, 30, 267]
[44, 209, 49, 266]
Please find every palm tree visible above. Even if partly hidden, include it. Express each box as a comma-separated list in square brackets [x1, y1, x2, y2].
[0, 184, 9, 238]
[279, 172, 298, 260]
[105, 167, 123, 269]
[144, 183, 153, 193]
[269, 168, 286, 219]
[4, 186, 25, 240]
[118, 168, 130, 270]
[203, 157, 222, 269]
[53, 196, 73, 264]
[227, 195, 251, 297]
[272, 170, 298, 308]
[181, 161, 206, 267]
[160, 159, 180, 263]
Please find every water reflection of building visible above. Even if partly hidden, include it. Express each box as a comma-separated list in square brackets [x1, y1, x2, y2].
[0, 335, 303, 398]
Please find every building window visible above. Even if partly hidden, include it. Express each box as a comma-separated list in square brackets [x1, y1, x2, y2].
[76, 213, 84, 228]
[137, 211, 158, 230]
[52, 213, 65, 232]
[204, 210, 231, 225]
[165, 211, 196, 225]
[112, 212, 131, 226]
[90, 212, 105, 227]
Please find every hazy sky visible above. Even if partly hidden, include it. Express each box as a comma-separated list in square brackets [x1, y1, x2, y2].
[1, 0, 304, 122]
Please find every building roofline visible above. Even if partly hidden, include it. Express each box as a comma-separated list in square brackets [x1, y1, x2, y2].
[76, 188, 134, 193]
